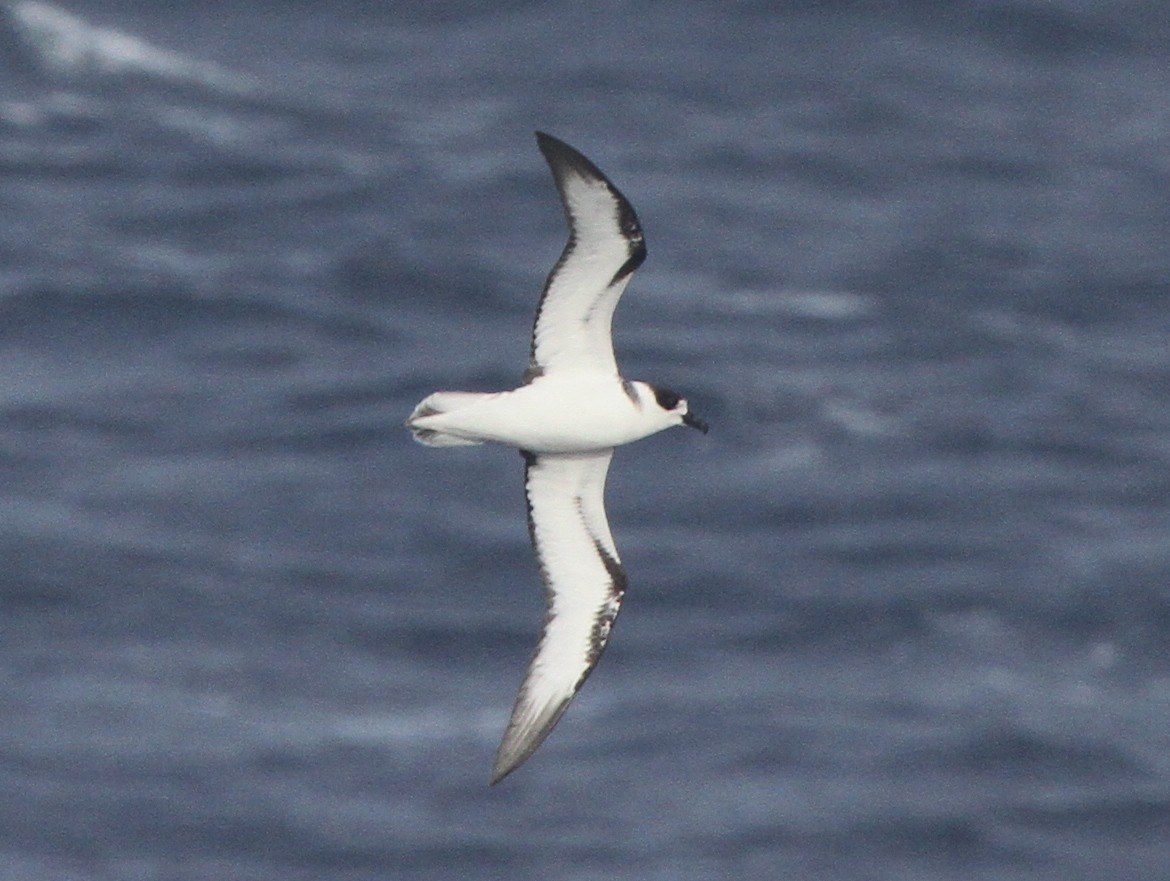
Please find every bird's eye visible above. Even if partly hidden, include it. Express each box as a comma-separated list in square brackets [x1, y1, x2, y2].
[653, 387, 681, 410]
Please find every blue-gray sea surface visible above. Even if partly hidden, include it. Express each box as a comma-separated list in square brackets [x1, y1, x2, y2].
[3, 2, 1169, 879]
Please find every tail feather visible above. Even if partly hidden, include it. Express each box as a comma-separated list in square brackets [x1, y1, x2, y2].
[407, 392, 486, 447]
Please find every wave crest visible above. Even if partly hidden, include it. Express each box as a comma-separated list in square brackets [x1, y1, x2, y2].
[4, 1, 258, 95]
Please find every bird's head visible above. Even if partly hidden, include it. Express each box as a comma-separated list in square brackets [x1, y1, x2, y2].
[644, 383, 708, 434]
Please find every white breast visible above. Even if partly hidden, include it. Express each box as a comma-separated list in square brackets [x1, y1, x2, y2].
[412, 376, 666, 454]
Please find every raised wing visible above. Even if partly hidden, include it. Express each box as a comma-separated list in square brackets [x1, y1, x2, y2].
[491, 450, 626, 784]
[526, 132, 647, 381]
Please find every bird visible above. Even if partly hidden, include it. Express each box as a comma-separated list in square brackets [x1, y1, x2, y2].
[407, 132, 707, 784]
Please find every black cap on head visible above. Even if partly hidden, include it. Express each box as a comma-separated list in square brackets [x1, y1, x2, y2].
[652, 386, 682, 411]
[652, 385, 707, 433]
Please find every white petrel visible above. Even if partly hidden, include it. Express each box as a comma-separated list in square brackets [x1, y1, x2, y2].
[407, 132, 707, 784]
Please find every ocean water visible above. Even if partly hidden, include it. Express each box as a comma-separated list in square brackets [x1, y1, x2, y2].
[2, 1, 1170, 878]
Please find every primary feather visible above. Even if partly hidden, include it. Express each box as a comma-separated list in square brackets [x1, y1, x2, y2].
[527, 132, 647, 380]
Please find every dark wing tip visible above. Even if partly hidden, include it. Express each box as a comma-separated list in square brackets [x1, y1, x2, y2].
[535, 131, 607, 184]
[488, 694, 573, 785]
[533, 131, 645, 251]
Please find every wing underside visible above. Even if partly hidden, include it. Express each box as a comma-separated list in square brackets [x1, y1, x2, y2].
[526, 133, 647, 381]
[490, 449, 627, 784]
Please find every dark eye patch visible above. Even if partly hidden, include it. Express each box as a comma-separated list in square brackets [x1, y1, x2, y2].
[653, 386, 681, 410]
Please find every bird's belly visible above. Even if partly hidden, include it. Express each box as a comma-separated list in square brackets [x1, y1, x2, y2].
[431, 382, 650, 453]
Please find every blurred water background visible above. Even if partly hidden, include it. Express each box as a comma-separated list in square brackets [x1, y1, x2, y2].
[2, 1, 1170, 878]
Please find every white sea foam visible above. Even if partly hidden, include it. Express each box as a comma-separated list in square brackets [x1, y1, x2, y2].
[9, 1, 259, 95]
[723, 287, 873, 319]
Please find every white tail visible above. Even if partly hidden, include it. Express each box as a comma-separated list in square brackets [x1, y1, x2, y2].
[406, 392, 487, 447]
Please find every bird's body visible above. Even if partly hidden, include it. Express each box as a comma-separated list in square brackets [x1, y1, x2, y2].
[407, 132, 705, 783]
[409, 377, 679, 453]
